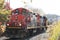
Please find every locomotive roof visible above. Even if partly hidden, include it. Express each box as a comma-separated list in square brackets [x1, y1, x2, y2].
[12, 8, 29, 12]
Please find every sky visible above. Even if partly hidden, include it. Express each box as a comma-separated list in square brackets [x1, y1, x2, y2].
[5, 0, 60, 16]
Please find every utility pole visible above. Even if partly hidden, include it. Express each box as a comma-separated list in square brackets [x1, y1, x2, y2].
[21, 0, 32, 8]
[5, 0, 12, 10]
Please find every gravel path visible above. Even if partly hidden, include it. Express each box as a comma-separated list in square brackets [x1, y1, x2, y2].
[0, 36, 9, 40]
[30, 32, 49, 40]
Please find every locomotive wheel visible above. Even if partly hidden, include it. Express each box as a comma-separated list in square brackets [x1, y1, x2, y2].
[28, 29, 37, 36]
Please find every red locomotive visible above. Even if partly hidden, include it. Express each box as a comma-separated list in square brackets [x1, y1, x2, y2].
[6, 8, 31, 38]
[5, 8, 47, 38]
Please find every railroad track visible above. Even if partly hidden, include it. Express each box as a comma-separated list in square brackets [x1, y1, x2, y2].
[1, 28, 44, 40]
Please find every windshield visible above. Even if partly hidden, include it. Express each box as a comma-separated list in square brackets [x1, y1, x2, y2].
[12, 9, 19, 15]
[15, 9, 19, 13]
[22, 9, 27, 15]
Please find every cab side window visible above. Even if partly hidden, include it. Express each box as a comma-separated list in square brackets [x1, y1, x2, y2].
[22, 9, 27, 15]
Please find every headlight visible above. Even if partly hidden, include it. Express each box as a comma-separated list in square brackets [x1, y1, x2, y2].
[7, 24, 9, 26]
[19, 24, 21, 26]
